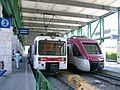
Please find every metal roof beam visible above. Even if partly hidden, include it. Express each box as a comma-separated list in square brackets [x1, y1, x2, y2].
[29, 28, 68, 32]
[25, 0, 118, 11]
[23, 22, 79, 29]
[21, 8, 99, 19]
[29, 31, 65, 38]
[30, 32, 65, 35]
[24, 26, 71, 31]
[22, 16, 87, 25]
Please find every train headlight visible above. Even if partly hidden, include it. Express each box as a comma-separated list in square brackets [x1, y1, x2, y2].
[61, 58, 65, 61]
[57, 58, 65, 61]
[39, 57, 48, 61]
[58, 58, 61, 61]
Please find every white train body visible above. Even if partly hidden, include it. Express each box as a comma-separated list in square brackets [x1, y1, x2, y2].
[30, 36, 67, 73]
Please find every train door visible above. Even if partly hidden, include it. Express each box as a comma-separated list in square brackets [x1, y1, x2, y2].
[67, 44, 74, 64]
[72, 44, 85, 70]
[72, 44, 90, 71]
[67, 46, 70, 61]
[71, 44, 83, 67]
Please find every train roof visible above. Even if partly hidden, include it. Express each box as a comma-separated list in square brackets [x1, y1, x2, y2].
[34, 36, 67, 42]
[67, 36, 97, 43]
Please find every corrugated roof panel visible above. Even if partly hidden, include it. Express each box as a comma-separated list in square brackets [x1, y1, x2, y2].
[110, 0, 120, 7]
[22, 1, 50, 9]
[84, 9, 109, 16]
[21, 1, 108, 15]
[80, 8, 108, 16]
[47, 4, 71, 11]
[73, 0, 119, 7]
[91, 10, 109, 16]
[51, 4, 84, 12]
[21, 0, 119, 45]
[36, 2, 55, 10]
[21, 1, 37, 8]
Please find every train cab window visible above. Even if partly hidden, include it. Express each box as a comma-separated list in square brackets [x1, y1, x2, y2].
[38, 40, 66, 56]
[83, 43, 102, 54]
[72, 44, 81, 57]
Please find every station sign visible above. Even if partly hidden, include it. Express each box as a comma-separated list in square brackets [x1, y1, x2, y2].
[19, 28, 29, 35]
[111, 35, 119, 39]
[0, 18, 10, 28]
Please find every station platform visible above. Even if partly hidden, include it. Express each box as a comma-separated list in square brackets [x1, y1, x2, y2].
[102, 61, 120, 77]
[0, 57, 36, 90]
[104, 61, 120, 73]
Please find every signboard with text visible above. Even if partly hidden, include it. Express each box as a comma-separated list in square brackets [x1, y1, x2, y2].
[19, 28, 29, 35]
[0, 18, 10, 28]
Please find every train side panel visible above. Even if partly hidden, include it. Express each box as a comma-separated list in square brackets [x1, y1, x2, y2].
[67, 44, 90, 71]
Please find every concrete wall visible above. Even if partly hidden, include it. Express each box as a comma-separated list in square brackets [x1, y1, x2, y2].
[0, 3, 3, 17]
[0, 29, 24, 74]
[0, 3, 23, 74]
[0, 28, 13, 74]
[0, 3, 13, 74]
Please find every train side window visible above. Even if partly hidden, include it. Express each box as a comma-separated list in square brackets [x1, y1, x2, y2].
[34, 41, 37, 55]
[72, 44, 81, 57]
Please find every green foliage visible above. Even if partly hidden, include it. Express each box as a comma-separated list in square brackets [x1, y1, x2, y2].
[106, 52, 117, 61]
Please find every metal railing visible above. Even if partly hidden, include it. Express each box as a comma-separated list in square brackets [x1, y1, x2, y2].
[34, 69, 54, 90]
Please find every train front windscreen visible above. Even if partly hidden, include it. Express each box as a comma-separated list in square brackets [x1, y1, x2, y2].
[83, 43, 102, 54]
[38, 40, 66, 56]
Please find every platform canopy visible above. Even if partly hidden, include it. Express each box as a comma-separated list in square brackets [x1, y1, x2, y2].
[20, 0, 120, 45]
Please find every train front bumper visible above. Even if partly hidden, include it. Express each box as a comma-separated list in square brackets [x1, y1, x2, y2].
[89, 61, 104, 71]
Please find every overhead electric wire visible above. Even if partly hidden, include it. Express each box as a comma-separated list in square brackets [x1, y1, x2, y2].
[43, 0, 58, 31]
[32, 0, 38, 29]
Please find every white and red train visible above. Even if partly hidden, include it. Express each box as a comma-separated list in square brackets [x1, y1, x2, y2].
[67, 36, 104, 71]
[28, 35, 67, 73]
[28, 35, 104, 73]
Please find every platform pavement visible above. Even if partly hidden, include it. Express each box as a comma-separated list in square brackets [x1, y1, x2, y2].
[101, 61, 120, 77]
[104, 61, 120, 73]
[0, 57, 36, 90]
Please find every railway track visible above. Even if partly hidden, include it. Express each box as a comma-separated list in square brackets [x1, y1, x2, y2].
[88, 72, 120, 87]
[68, 68, 120, 90]
[45, 75, 75, 90]
[45, 71, 97, 90]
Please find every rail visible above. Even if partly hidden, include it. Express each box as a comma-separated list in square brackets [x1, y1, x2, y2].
[34, 69, 54, 90]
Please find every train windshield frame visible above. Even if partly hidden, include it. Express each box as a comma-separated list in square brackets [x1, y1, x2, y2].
[38, 40, 66, 56]
[82, 43, 102, 54]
